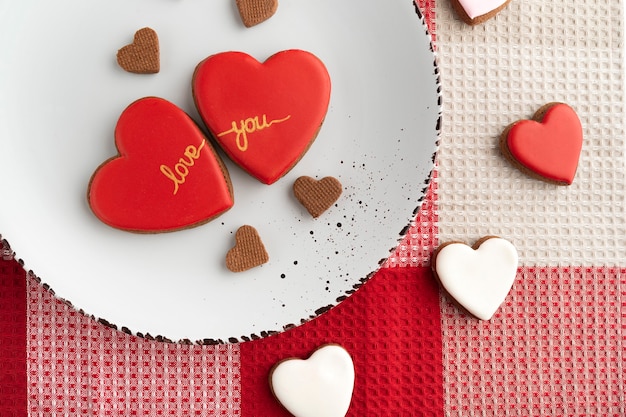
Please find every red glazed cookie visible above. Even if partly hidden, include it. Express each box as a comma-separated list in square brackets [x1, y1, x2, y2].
[192, 50, 331, 185]
[500, 102, 583, 185]
[88, 97, 234, 233]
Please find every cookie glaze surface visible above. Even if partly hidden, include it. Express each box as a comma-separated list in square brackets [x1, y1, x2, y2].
[505, 103, 583, 185]
[270, 345, 355, 417]
[434, 237, 518, 320]
[88, 97, 234, 232]
[193, 50, 331, 184]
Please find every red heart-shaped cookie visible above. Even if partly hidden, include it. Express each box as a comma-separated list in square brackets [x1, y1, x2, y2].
[88, 97, 234, 232]
[500, 103, 583, 185]
[192, 50, 331, 185]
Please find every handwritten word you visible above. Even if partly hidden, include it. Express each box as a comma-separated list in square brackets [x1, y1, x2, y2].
[159, 140, 206, 195]
[217, 114, 291, 151]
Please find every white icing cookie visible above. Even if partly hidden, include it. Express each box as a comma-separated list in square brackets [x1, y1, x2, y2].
[433, 236, 518, 320]
[270, 344, 355, 417]
[451, 0, 511, 25]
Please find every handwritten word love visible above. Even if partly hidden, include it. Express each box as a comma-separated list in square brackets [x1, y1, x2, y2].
[159, 140, 206, 195]
[217, 114, 291, 151]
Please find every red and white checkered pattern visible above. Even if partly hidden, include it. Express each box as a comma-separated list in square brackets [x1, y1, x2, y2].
[442, 266, 625, 416]
[26, 274, 241, 416]
[1, 0, 625, 416]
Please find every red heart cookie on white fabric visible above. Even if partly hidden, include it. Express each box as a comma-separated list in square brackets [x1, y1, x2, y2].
[432, 237, 518, 320]
[192, 50, 331, 185]
[270, 345, 355, 417]
[500, 102, 583, 185]
[88, 97, 234, 232]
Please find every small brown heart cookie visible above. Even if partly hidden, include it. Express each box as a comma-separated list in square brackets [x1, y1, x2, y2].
[116, 27, 160, 74]
[226, 225, 269, 272]
[236, 0, 278, 27]
[293, 176, 342, 218]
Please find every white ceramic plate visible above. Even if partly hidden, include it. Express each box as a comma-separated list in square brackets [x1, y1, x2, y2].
[0, 0, 439, 342]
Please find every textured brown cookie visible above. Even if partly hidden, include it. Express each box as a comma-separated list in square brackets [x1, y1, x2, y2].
[116, 27, 160, 74]
[226, 225, 269, 272]
[236, 0, 278, 27]
[293, 176, 342, 218]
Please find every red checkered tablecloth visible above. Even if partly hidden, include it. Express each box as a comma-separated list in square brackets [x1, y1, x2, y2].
[2, 1, 625, 416]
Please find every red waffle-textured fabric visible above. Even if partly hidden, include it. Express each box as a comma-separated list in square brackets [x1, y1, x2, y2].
[9, 176, 442, 417]
[387, 170, 439, 267]
[0, 256, 27, 417]
[419, 0, 436, 42]
[12, 260, 626, 416]
[240, 267, 444, 416]
[25, 272, 242, 416]
[441, 266, 626, 417]
[13, 177, 442, 416]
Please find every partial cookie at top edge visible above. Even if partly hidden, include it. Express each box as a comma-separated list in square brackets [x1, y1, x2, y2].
[449, 0, 512, 25]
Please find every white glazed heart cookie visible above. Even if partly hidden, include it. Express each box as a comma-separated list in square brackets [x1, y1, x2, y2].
[432, 236, 518, 320]
[270, 344, 355, 417]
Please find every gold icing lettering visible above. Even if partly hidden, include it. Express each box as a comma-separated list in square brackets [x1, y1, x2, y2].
[159, 140, 206, 195]
[217, 114, 291, 151]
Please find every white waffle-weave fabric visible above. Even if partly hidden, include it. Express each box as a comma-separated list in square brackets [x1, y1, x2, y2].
[435, 1, 625, 416]
[434, 0, 625, 266]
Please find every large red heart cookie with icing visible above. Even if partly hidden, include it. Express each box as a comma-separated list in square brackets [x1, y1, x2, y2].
[500, 102, 583, 185]
[88, 97, 234, 232]
[192, 50, 331, 185]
